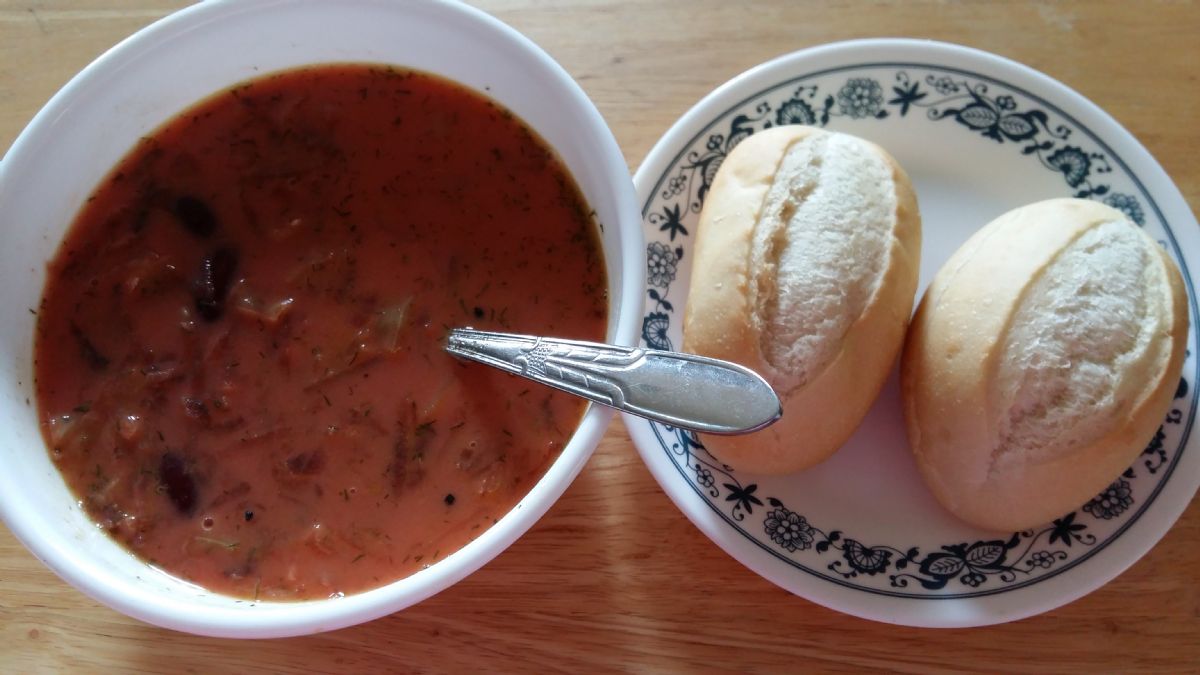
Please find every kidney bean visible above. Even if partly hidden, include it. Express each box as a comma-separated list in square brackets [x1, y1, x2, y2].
[159, 451, 198, 516]
[172, 195, 217, 238]
[193, 247, 238, 321]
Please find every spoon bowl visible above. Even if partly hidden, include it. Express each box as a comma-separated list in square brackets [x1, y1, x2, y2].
[446, 328, 783, 435]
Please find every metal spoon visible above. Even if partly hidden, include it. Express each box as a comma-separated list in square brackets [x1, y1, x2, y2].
[445, 328, 782, 435]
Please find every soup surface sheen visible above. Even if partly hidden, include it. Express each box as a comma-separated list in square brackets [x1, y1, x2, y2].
[34, 65, 607, 600]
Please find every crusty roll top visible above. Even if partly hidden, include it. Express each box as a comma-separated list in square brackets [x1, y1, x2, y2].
[684, 125, 921, 474]
[749, 130, 896, 392]
[904, 198, 1188, 531]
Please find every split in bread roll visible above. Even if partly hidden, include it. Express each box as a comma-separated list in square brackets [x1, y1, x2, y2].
[901, 198, 1189, 532]
[682, 125, 921, 474]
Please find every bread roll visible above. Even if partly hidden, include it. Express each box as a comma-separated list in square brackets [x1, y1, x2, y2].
[902, 198, 1188, 532]
[682, 126, 921, 474]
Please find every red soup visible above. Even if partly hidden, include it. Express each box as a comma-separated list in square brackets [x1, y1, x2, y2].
[34, 65, 607, 600]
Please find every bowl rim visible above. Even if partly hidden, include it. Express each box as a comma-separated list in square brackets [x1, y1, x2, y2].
[0, 0, 643, 638]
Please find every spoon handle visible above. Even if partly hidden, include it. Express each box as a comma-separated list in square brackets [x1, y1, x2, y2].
[445, 328, 782, 435]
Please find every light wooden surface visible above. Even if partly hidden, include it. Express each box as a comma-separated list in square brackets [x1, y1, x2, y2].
[3, 1, 1198, 672]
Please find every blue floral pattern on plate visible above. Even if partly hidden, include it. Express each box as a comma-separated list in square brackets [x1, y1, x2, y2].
[636, 63, 1197, 599]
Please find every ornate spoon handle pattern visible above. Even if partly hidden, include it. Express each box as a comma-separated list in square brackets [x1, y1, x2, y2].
[445, 328, 782, 435]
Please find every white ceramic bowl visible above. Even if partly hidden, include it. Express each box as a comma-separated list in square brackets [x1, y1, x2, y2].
[0, 0, 642, 638]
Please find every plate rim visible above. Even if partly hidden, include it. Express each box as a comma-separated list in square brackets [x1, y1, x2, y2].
[624, 37, 1200, 627]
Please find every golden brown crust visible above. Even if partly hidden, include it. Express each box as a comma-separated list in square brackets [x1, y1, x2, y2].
[901, 198, 1189, 531]
[682, 126, 921, 474]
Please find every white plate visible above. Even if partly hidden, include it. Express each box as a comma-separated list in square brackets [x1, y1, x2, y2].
[625, 39, 1199, 628]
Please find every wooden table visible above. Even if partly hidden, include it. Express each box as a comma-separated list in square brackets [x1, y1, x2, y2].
[2, 1, 1197, 671]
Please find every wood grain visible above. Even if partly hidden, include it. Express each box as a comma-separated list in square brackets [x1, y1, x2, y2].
[2, 1, 1198, 671]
